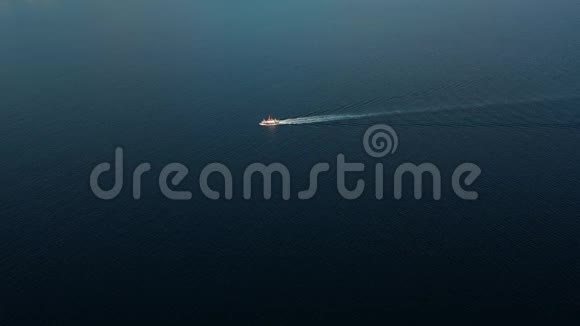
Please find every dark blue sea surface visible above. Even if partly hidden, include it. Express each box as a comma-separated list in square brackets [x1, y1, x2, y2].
[1, 0, 580, 323]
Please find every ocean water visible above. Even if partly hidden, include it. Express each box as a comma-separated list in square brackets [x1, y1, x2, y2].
[1, 0, 580, 323]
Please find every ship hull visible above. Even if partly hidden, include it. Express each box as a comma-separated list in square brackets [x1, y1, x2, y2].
[259, 122, 279, 126]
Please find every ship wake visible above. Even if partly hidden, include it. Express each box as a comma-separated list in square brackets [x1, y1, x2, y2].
[277, 94, 580, 126]
[278, 113, 383, 125]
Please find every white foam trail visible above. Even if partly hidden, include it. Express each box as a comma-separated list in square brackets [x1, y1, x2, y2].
[278, 113, 384, 125]
[277, 94, 579, 125]
[278, 107, 452, 125]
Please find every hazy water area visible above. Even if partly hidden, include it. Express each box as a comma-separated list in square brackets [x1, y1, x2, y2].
[1, 0, 580, 323]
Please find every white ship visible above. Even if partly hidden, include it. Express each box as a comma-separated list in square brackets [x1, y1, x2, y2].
[259, 115, 280, 126]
